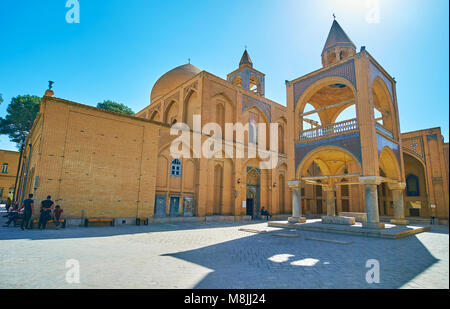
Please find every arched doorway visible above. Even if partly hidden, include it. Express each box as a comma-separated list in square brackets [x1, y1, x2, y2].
[246, 167, 260, 218]
[403, 153, 428, 217]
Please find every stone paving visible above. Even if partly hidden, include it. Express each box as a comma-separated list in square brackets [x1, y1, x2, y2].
[0, 209, 448, 289]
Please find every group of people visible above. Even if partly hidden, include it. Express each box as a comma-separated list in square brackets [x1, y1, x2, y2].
[3, 194, 63, 230]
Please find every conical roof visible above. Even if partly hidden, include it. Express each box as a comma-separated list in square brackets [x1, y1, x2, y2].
[322, 20, 356, 53]
[239, 50, 253, 67]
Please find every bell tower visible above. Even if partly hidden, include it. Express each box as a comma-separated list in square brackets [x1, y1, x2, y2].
[321, 19, 356, 67]
[227, 49, 265, 96]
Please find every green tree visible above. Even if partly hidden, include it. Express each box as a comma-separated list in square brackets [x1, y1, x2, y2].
[97, 100, 134, 115]
[0, 95, 41, 149]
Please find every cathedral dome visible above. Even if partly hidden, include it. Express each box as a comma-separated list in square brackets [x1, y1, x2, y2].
[150, 63, 201, 103]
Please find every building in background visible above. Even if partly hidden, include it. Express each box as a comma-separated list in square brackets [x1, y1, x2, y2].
[0, 150, 20, 203]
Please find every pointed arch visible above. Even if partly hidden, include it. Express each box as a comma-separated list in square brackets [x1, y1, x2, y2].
[294, 76, 357, 139]
[297, 145, 362, 179]
[149, 110, 161, 121]
[379, 146, 401, 180]
[372, 76, 397, 136]
[183, 89, 200, 129]
[164, 100, 178, 124]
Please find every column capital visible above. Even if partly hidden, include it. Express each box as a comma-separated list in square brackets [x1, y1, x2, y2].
[359, 176, 383, 185]
[387, 182, 406, 191]
[323, 185, 337, 192]
[288, 180, 302, 189]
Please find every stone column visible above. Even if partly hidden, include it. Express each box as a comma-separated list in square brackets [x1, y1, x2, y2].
[388, 183, 409, 225]
[323, 185, 337, 217]
[287, 180, 306, 223]
[359, 176, 385, 229]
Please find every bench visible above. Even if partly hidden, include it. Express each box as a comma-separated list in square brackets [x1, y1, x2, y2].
[13, 218, 23, 227]
[261, 212, 272, 221]
[31, 219, 66, 229]
[135, 217, 149, 225]
[12, 218, 65, 228]
[339, 212, 367, 222]
[84, 218, 115, 227]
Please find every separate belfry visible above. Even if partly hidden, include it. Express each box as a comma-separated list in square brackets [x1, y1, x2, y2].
[227, 50, 265, 96]
[286, 19, 406, 229]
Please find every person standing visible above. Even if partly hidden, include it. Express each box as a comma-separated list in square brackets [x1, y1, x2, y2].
[20, 194, 34, 230]
[38, 195, 54, 229]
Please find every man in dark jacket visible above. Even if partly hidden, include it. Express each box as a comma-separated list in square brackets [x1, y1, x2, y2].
[39, 195, 54, 229]
[20, 194, 34, 230]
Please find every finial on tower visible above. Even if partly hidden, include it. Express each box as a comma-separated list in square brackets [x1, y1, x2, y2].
[188, 58, 191, 64]
[333, 13, 336, 20]
[44, 80, 55, 97]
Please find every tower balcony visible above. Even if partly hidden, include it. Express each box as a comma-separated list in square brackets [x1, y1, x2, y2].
[299, 118, 358, 143]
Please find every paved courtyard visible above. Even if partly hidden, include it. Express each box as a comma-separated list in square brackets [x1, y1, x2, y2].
[0, 210, 448, 289]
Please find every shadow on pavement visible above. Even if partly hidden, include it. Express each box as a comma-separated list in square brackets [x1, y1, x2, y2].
[163, 227, 444, 289]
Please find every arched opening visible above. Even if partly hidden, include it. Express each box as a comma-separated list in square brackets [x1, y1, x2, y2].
[328, 51, 336, 64]
[406, 174, 420, 196]
[372, 77, 395, 138]
[170, 159, 182, 177]
[249, 75, 261, 95]
[279, 173, 285, 214]
[301, 103, 322, 131]
[184, 91, 200, 129]
[164, 101, 178, 124]
[377, 147, 402, 217]
[216, 103, 225, 136]
[246, 167, 261, 218]
[333, 104, 357, 123]
[246, 107, 270, 149]
[296, 78, 357, 141]
[298, 146, 361, 215]
[232, 75, 242, 88]
[149, 111, 160, 121]
[213, 164, 223, 215]
[278, 123, 284, 154]
[377, 168, 390, 216]
[403, 153, 428, 217]
[378, 146, 401, 180]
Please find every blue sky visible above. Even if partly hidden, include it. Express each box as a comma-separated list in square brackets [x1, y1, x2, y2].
[0, 0, 448, 151]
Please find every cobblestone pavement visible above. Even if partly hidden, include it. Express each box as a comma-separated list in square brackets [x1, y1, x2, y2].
[0, 211, 448, 289]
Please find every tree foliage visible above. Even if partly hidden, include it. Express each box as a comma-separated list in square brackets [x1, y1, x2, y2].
[97, 100, 134, 116]
[0, 95, 41, 149]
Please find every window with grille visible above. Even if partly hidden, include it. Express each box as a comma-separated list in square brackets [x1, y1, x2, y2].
[170, 159, 182, 177]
